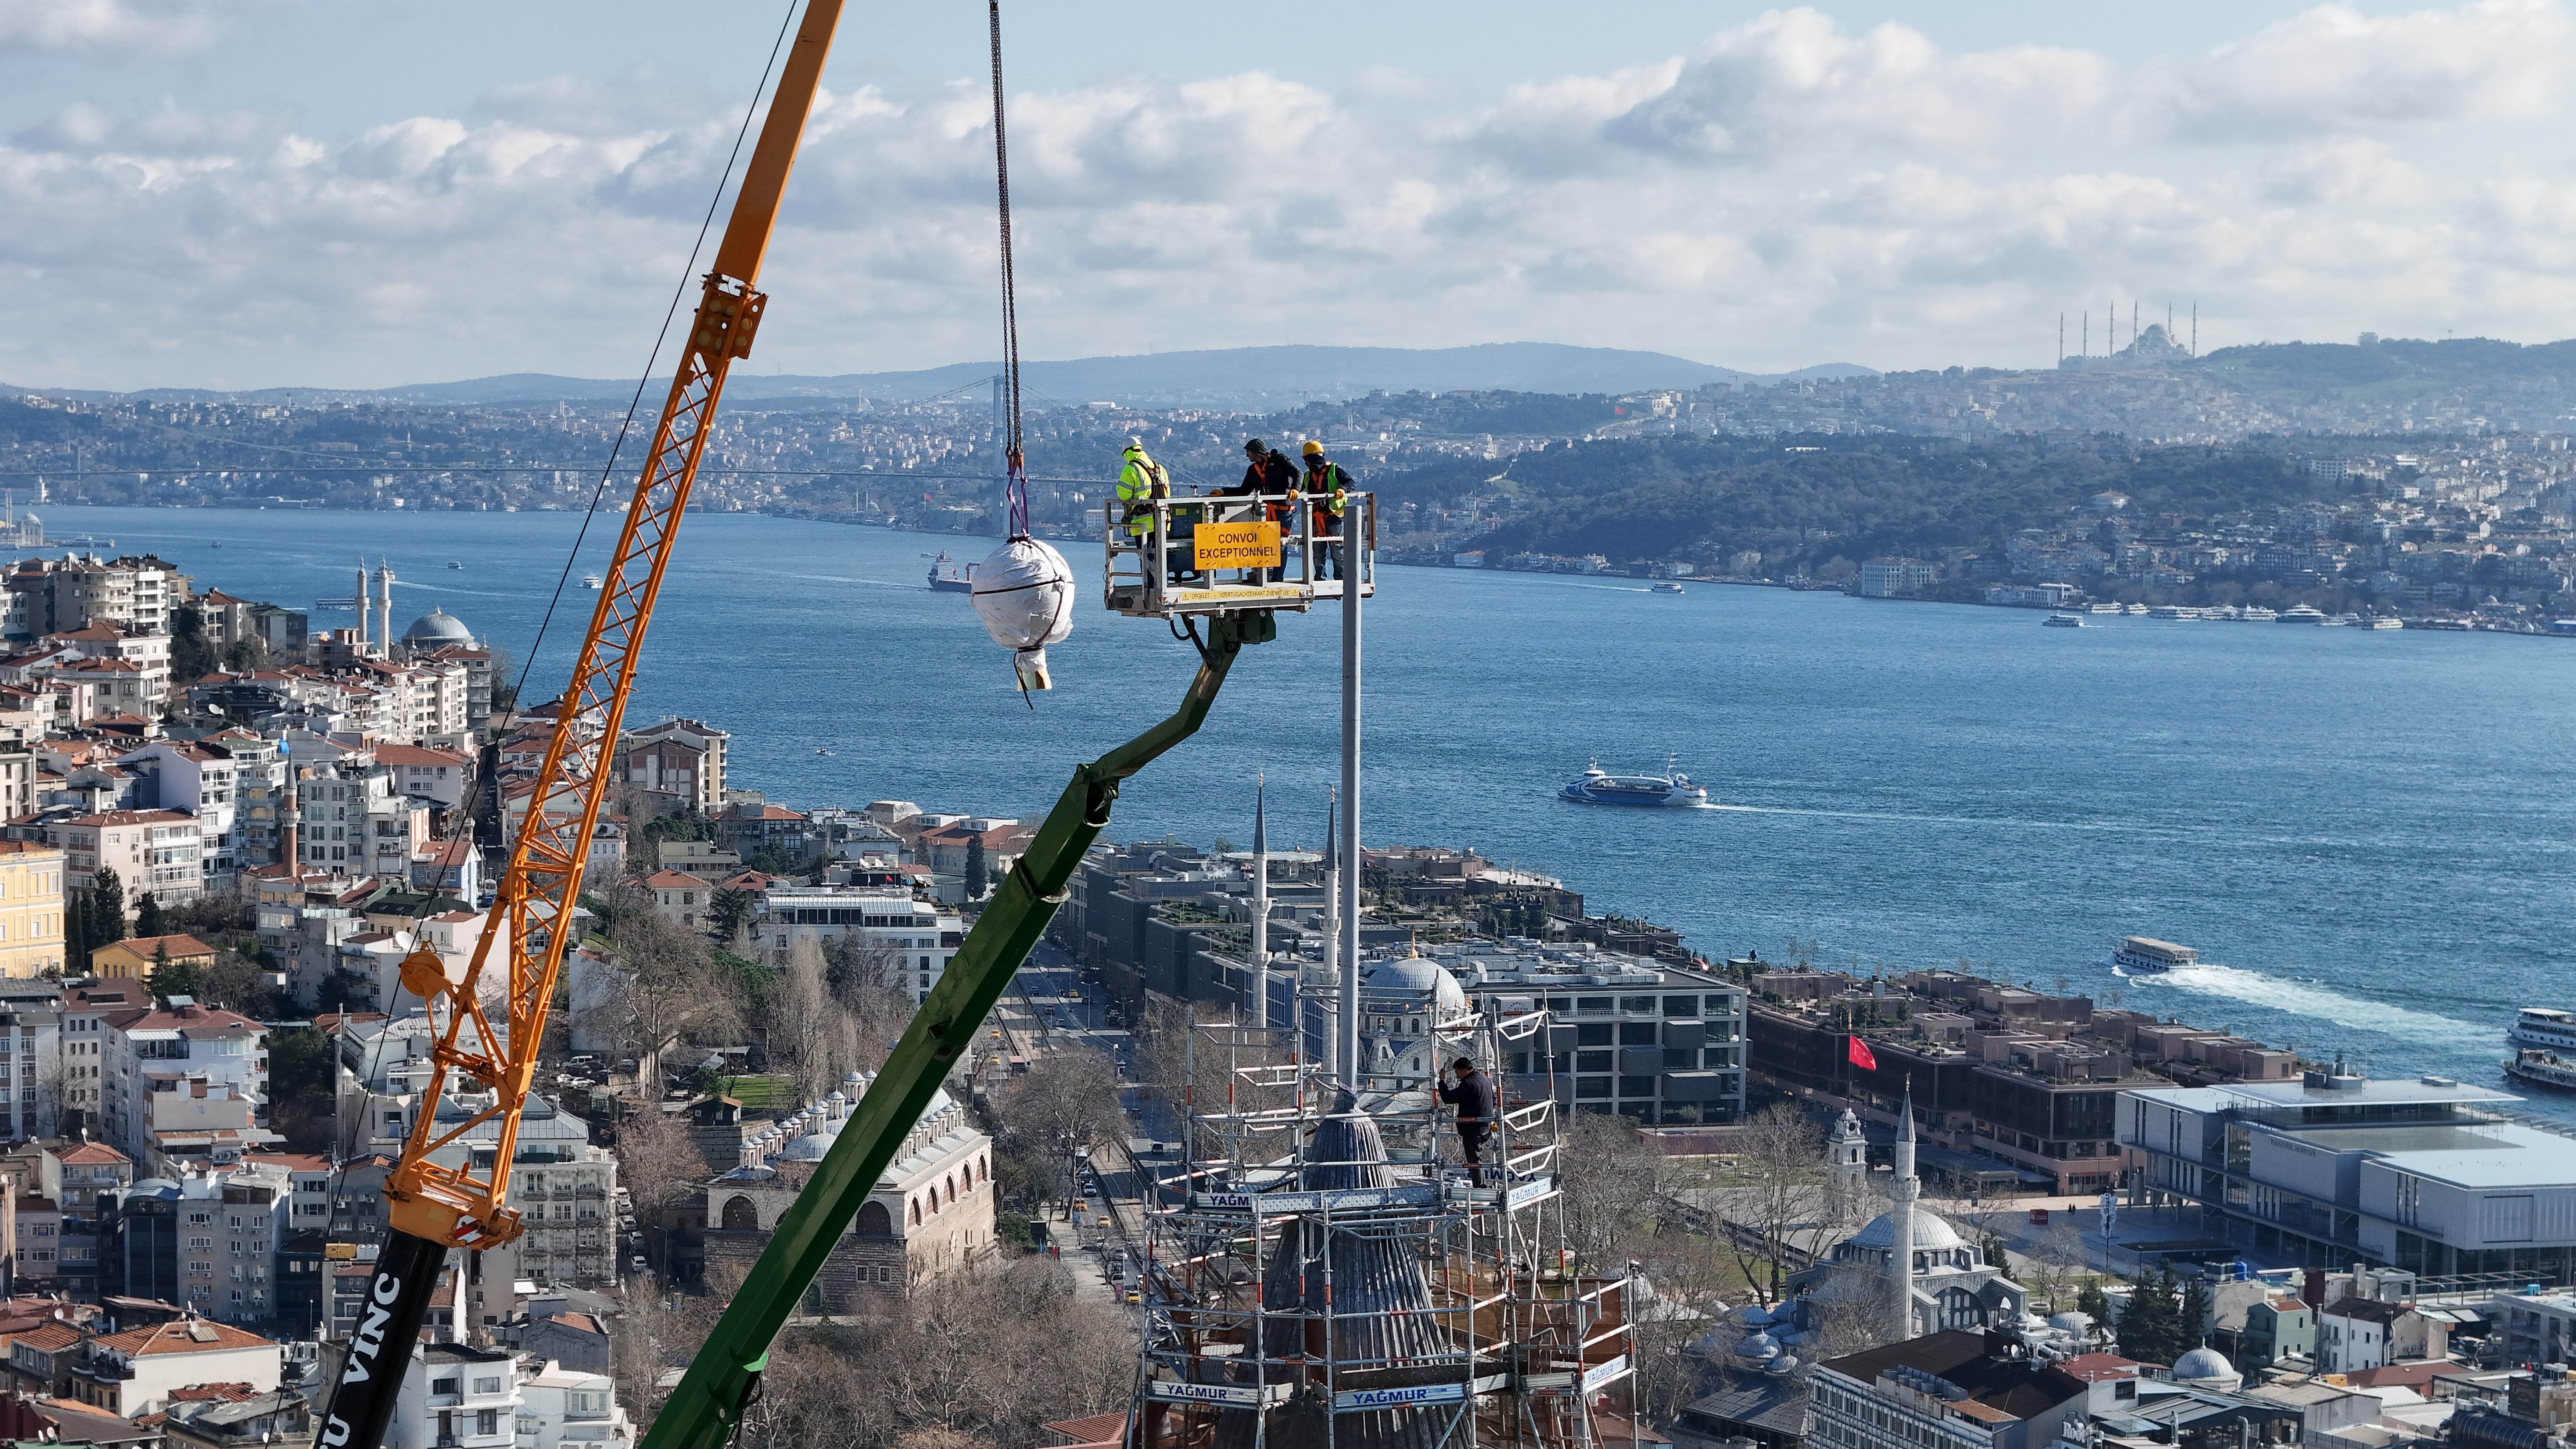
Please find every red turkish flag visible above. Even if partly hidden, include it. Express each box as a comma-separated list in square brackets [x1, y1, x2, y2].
[1848, 1035, 1877, 1071]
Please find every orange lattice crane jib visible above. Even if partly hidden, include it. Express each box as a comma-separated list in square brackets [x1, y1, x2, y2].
[317, 7, 848, 1449]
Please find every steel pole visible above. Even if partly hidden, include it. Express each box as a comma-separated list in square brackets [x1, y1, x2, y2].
[1337, 565, 1361, 1090]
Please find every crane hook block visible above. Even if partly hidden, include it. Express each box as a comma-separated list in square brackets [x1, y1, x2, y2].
[397, 943, 463, 1003]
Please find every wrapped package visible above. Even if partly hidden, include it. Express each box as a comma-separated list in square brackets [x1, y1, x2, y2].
[969, 536, 1077, 690]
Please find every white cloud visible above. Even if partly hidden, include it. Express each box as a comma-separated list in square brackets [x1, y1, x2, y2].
[0, 0, 216, 58]
[8, 1, 2576, 388]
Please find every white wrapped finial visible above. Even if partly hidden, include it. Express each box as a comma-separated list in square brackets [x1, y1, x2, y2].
[970, 536, 1076, 690]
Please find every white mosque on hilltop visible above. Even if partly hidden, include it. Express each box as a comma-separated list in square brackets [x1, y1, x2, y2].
[1784, 1097, 2030, 1339]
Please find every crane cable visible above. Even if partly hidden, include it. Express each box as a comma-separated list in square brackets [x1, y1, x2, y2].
[988, 0, 1030, 541]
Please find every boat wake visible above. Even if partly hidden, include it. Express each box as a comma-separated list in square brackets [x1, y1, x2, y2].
[2128, 962, 2492, 1047]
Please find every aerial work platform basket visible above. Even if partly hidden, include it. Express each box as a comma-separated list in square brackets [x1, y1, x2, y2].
[1104, 491, 1376, 619]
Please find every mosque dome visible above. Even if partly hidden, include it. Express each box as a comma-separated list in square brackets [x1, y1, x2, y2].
[2171, 1346, 2241, 1390]
[402, 608, 475, 647]
[2048, 1310, 2096, 1336]
[1846, 1209, 1965, 1252]
[775, 1131, 835, 1162]
[1364, 956, 1467, 1015]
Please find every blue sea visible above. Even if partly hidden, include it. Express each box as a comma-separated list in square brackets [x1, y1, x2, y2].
[44, 504, 2576, 1107]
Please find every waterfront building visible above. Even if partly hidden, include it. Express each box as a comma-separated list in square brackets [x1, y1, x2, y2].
[1426, 939, 1746, 1124]
[617, 716, 728, 814]
[1857, 558, 1937, 598]
[2117, 1068, 2576, 1276]
[1750, 967, 2299, 1194]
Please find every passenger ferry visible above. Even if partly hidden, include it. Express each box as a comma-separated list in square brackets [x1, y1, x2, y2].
[2104, 936, 2198, 974]
[1559, 758, 1708, 807]
[928, 554, 973, 592]
[2510, 1007, 2576, 1053]
[2042, 613, 2084, 628]
[2148, 606, 2202, 620]
[1652, 581, 1685, 595]
[2366, 616, 2404, 630]
[2239, 606, 2279, 622]
[2279, 605, 2328, 624]
[2507, 1048, 2576, 1093]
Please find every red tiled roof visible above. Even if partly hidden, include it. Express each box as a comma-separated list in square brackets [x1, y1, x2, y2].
[645, 870, 703, 889]
[93, 1318, 275, 1355]
[58, 1142, 130, 1166]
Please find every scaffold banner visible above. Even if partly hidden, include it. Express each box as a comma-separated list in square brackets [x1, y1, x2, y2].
[1334, 1384, 1468, 1411]
[1581, 1356, 1631, 1394]
[1147, 1382, 1292, 1406]
[1191, 1186, 1439, 1214]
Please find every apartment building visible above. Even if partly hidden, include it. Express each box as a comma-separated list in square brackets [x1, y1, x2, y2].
[4, 555, 185, 639]
[101, 997, 269, 1169]
[1807, 1334, 2088, 1449]
[376, 743, 474, 807]
[51, 809, 203, 908]
[64, 1316, 280, 1418]
[391, 1343, 524, 1449]
[753, 886, 963, 1001]
[619, 717, 728, 813]
[116, 741, 240, 888]
[0, 841, 66, 979]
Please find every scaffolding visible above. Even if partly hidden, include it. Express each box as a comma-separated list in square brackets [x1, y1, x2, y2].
[1125, 984, 1639, 1449]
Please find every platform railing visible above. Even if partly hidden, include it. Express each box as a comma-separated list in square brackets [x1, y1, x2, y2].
[1102, 490, 1375, 618]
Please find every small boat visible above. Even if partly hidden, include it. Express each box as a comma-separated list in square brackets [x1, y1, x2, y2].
[209, 540, 222, 548]
[2086, 602, 2121, 615]
[2103, 936, 2197, 975]
[2043, 613, 2084, 628]
[815, 748, 834, 756]
[1559, 756, 1708, 807]
[1652, 582, 1684, 595]
[2507, 1048, 2576, 1093]
[581, 574, 602, 590]
[445, 561, 463, 570]
[928, 554, 973, 592]
[2125, 602, 2149, 615]
[2366, 616, 2403, 630]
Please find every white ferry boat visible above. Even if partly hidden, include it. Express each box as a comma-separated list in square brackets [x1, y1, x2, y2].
[581, 574, 602, 590]
[2240, 606, 2278, 622]
[2125, 602, 2149, 615]
[1651, 581, 1684, 595]
[2043, 613, 2084, 628]
[2279, 605, 2328, 624]
[2104, 935, 2198, 974]
[1560, 758, 1708, 807]
[2086, 602, 2122, 615]
[2366, 616, 2404, 630]
[2507, 1048, 2576, 1093]
[2510, 1007, 2576, 1053]
[2148, 605, 2201, 621]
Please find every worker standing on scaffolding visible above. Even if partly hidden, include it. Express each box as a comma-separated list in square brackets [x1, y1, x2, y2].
[1438, 1056, 1498, 1181]
[1233, 439, 1297, 582]
[1300, 440, 1351, 581]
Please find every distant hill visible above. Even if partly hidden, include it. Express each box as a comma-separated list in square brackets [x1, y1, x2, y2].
[2, 343, 1877, 411]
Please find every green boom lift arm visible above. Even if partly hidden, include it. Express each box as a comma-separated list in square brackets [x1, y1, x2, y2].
[640, 609, 1273, 1449]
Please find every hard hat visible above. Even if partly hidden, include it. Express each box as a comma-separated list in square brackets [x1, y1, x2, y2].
[1126, 436, 1144, 450]
[1302, 440, 1325, 456]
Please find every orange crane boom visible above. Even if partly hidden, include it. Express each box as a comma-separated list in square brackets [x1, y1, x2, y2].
[319, 8, 847, 1448]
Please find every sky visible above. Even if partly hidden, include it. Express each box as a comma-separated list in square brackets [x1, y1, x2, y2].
[7, 0, 2576, 391]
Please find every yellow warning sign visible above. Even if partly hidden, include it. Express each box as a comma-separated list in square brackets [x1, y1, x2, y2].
[1193, 519, 1281, 571]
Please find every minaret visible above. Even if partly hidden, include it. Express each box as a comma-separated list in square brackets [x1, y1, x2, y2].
[282, 765, 304, 871]
[376, 561, 396, 656]
[353, 562, 370, 651]
[1249, 775, 1269, 1028]
[1889, 1084, 1919, 1342]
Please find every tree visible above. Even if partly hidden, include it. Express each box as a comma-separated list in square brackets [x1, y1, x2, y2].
[265, 1026, 337, 1154]
[134, 892, 165, 940]
[2117, 1265, 2180, 1365]
[616, 1100, 714, 1230]
[1557, 1110, 1672, 1267]
[150, 949, 202, 1004]
[2178, 1273, 2212, 1351]
[595, 911, 740, 1094]
[65, 890, 92, 977]
[771, 935, 855, 1102]
[170, 604, 219, 684]
[963, 835, 988, 902]
[90, 868, 127, 946]
[1710, 1102, 1833, 1304]
[989, 1048, 1124, 1211]
[222, 634, 266, 674]
[707, 887, 754, 943]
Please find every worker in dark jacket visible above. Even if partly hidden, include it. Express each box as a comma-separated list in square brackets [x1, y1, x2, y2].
[1230, 440, 1298, 581]
[1437, 1056, 1498, 1176]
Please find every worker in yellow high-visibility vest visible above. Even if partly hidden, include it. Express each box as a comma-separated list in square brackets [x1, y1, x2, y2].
[1301, 440, 1351, 581]
[1117, 438, 1171, 586]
